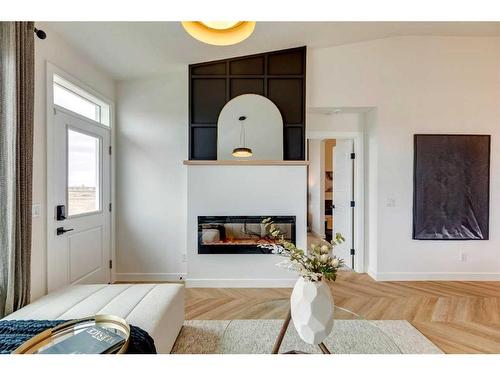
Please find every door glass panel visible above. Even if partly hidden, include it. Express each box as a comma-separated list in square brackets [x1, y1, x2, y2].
[67, 129, 101, 216]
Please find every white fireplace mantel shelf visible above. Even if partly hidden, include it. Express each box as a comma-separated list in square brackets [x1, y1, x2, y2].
[183, 160, 310, 166]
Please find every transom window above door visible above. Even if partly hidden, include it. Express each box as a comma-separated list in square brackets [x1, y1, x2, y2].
[53, 74, 110, 126]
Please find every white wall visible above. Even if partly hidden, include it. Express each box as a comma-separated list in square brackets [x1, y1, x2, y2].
[309, 36, 500, 280]
[307, 112, 363, 133]
[115, 72, 188, 281]
[31, 26, 115, 300]
[186, 165, 307, 287]
[307, 139, 324, 236]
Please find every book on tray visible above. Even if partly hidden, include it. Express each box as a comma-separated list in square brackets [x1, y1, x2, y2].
[39, 326, 125, 354]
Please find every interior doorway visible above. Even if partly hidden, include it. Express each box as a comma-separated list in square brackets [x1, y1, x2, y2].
[307, 135, 362, 270]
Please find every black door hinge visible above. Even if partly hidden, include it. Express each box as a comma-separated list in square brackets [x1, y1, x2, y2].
[109, 203, 112, 212]
[109, 146, 112, 155]
[350, 201, 355, 207]
[109, 260, 112, 269]
[350, 152, 355, 159]
[350, 249, 356, 255]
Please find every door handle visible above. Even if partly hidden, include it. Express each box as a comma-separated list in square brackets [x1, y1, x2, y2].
[57, 227, 74, 236]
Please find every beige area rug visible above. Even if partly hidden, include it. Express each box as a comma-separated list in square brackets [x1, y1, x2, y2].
[171, 320, 443, 354]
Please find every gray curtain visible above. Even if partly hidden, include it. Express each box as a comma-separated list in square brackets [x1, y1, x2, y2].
[0, 22, 34, 318]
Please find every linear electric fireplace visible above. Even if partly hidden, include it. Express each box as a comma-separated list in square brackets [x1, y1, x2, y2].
[198, 216, 296, 254]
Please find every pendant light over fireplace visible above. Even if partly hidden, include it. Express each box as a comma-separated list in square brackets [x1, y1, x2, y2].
[232, 116, 253, 158]
[181, 21, 256, 46]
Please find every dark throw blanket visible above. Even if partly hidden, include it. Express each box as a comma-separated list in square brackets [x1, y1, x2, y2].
[0, 320, 156, 354]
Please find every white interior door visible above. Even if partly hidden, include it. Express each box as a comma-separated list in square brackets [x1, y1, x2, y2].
[48, 107, 111, 291]
[333, 139, 354, 268]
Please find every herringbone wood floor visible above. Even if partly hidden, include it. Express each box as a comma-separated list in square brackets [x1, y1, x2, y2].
[185, 272, 500, 354]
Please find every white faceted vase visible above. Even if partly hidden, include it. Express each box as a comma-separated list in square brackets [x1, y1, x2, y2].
[290, 277, 334, 345]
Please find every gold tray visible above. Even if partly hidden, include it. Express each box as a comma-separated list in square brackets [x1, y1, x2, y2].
[13, 315, 131, 354]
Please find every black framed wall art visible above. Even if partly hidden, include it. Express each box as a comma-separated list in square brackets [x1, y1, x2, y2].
[413, 134, 491, 240]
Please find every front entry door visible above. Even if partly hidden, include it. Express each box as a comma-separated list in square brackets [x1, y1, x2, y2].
[48, 107, 111, 292]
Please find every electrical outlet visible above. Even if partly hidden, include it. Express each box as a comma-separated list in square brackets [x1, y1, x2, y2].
[460, 252, 467, 262]
[385, 198, 396, 208]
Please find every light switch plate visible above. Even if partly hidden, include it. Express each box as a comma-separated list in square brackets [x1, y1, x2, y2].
[32, 203, 41, 217]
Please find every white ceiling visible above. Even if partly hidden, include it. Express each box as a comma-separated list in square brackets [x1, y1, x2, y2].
[40, 21, 500, 80]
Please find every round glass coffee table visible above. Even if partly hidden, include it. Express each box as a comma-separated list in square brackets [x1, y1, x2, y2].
[220, 298, 402, 354]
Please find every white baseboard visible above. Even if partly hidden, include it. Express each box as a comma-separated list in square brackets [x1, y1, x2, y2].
[186, 278, 297, 288]
[371, 271, 500, 281]
[114, 273, 186, 282]
[367, 268, 377, 280]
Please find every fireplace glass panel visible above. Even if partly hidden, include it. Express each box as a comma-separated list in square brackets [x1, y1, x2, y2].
[198, 216, 296, 254]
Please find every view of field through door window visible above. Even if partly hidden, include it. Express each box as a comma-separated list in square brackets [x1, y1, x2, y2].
[67, 128, 101, 216]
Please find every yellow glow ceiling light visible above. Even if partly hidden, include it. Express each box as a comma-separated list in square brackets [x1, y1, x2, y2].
[181, 21, 256, 46]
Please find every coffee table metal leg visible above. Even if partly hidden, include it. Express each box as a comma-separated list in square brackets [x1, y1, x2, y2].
[272, 309, 292, 354]
[318, 342, 331, 354]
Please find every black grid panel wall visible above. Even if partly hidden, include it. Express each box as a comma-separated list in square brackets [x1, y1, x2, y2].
[189, 46, 306, 160]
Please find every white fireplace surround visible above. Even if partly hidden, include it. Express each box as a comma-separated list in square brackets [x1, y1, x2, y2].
[186, 163, 308, 287]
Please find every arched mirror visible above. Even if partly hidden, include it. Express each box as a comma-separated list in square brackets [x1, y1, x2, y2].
[217, 94, 283, 160]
